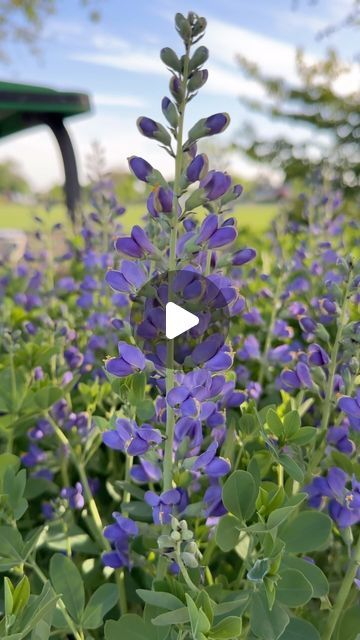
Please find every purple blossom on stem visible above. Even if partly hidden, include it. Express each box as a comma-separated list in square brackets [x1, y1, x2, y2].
[103, 418, 162, 455]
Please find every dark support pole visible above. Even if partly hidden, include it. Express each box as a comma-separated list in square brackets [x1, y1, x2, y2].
[47, 116, 80, 224]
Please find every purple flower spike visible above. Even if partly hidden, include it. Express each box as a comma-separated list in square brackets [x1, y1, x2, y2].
[105, 342, 146, 377]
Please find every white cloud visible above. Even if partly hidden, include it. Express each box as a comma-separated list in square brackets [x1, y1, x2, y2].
[71, 50, 165, 75]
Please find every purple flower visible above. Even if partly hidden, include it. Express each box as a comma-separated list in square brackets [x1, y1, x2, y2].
[128, 156, 153, 182]
[338, 390, 360, 431]
[115, 226, 156, 258]
[205, 113, 230, 135]
[200, 171, 231, 201]
[105, 261, 147, 294]
[61, 482, 85, 510]
[186, 154, 208, 182]
[308, 343, 330, 366]
[131, 459, 162, 484]
[103, 418, 162, 455]
[192, 441, 230, 478]
[64, 346, 84, 369]
[105, 342, 146, 377]
[102, 512, 138, 569]
[21, 444, 46, 468]
[147, 186, 175, 218]
[305, 468, 360, 528]
[145, 488, 182, 525]
[237, 335, 260, 360]
[327, 426, 354, 455]
[197, 214, 237, 248]
[232, 248, 256, 266]
[204, 484, 226, 520]
[280, 362, 313, 390]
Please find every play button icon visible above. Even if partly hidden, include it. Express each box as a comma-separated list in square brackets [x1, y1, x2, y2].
[166, 302, 199, 339]
[129, 269, 231, 371]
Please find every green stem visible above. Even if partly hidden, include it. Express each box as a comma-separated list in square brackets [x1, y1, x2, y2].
[159, 43, 191, 580]
[258, 273, 284, 388]
[162, 46, 190, 492]
[305, 270, 352, 480]
[323, 533, 360, 640]
[48, 415, 128, 613]
[28, 560, 83, 640]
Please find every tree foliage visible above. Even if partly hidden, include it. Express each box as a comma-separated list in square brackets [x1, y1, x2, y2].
[0, 160, 29, 194]
[0, 0, 102, 59]
[235, 48, 360, 194]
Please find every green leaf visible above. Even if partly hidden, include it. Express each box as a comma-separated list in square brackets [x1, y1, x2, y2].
[267, 409, 284, 437]
[278, 454, 304, 483]
[21, 386, 63, 412]
[282, 556, 328, 598]
[267, 506, 297, 531]
[186, 593, 211, 637]
[105, 614, 165, 639]
[49, 554, 85, 623]
[250, 592, 289, 640]
[196, 590, 214, 626]
[216, 514, 240, 552]
[279, 618, 320, 640]
[151, 607, 189, 626]
[12, 575, 30, 615]
[209, 616, 242, 639]
[4, 577, 14, 615]
[0, 526, 24, 565]
[288, 427, 317, 445]
[136, 399, 155, 422]
[280, 511, 332, 552]
[136, 589, 184, 611]
[334, 606, 360, 640]
[283, 411, 301, 437]
[0, 453, 20, 489]
[277, 569, 313, 606]
[143, 604, 171, 640]
[82, 584, 118, 629]
[222, 471, 258, 521]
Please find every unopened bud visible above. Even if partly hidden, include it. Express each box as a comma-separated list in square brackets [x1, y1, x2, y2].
[160, 47, 181, 72]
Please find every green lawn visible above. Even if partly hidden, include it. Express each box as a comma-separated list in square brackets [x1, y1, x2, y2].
[0, 200, 277, 233]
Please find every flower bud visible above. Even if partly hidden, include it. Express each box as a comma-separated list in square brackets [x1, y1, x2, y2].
[189, 46, 209, 72]
[175, 13, 192, 43]
[188, 69, 208, 92]
[170, 530, 181, 541]
[191, 15, 207, 37]
[186, 112, 230, 145]
[128, 156, 168, 188]
[137, 117, 171, 147]
[232, 248, 256, 266]
[185, 153, 208, 184]
[221, 183, 243, 205]
[170, 76, 184, 103]
[161, 97, 178, 128]
[200, 170, 231, 201]
[160, 47, 181, 72]
[181, 551, 198, 568]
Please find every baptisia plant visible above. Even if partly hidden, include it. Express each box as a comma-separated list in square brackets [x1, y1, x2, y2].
[93, 12, 359, 640]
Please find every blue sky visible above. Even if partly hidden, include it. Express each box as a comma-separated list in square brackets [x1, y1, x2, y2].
[0, 0, 358, 189]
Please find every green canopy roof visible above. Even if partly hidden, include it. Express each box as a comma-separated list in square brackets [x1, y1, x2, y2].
[0, 81, 90, 138]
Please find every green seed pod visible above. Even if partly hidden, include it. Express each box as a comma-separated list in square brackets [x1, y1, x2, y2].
[160, 47, 181, 72]
[189, 46, 209, 72]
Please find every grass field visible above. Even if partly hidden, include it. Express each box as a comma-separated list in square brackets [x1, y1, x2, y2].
[0, 200, 278, 233]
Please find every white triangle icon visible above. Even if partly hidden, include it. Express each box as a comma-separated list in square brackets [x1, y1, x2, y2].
[166, 302, 199, 339]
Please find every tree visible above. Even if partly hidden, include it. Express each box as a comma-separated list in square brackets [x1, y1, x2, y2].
[235, 49, 360, 194]
[0, 159, 29, 194]
[0, 0, 102, 60]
